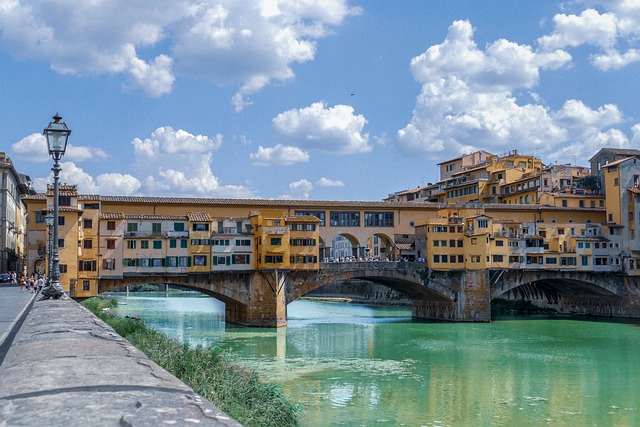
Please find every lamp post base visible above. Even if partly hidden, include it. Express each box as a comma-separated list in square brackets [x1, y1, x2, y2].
[40, 281, 66, 300]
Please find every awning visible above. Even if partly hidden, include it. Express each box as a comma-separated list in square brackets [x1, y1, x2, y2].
[395, 243, 414, 251]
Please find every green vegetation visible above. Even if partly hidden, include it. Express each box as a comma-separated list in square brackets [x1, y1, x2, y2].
[491, 298, 557, 314]
[82, 297, 301, 427]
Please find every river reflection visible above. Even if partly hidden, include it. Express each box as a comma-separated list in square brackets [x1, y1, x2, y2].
[111, 293, 640, 427]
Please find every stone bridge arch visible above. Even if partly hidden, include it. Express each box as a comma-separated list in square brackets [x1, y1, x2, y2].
[288, 263, 492, 322]
[490, 269, 626, 316]
[99, 272, 254, 317]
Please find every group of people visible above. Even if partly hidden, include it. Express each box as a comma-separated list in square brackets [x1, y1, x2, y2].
[19, 273, 46, 294]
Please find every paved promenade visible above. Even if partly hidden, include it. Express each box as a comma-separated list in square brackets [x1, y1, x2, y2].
[0, 284, 36, 363]
[0, 291, 241, 426]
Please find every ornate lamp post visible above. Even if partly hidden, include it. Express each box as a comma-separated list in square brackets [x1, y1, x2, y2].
[44, 212, 54, 284]
[42, 113, 71, 300]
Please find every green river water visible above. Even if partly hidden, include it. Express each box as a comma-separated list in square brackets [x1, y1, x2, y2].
[111, 292, 640, 427]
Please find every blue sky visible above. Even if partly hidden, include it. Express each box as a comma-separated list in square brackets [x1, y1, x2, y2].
[2, 0, 640, 201]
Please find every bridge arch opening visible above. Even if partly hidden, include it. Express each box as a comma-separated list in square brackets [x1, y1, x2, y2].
[492, 276, 623, 317]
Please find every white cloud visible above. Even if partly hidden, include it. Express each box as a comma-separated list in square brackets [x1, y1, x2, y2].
[281, 178, 313, 200]
[316, 177, 344, 187]
[537, 2, 640, 70]
[272, 102, 371, 154]
[31, 161, 140, 195]
[398, 26, 568, 156]
[0, 1, 358, 103]
[11, 133, 108, 163]
[250, 145, 310, 166]
[131, 126, 254, 197]
[397, 19, 629, 164]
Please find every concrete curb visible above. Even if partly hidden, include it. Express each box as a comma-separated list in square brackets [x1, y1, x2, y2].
[0, 298, 242, 427]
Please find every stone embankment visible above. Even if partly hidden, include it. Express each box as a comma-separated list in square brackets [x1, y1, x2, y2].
[0, 298, 241, 427]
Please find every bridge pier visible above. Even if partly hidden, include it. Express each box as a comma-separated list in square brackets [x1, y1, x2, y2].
[414, 269, 491, 322]
[225, 270, 288, 328]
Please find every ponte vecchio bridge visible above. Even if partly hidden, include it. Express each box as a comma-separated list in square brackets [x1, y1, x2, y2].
[98, 262, 640, 327]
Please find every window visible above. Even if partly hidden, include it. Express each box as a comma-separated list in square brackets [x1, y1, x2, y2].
[579, 200, 585, 208]
[153, 240, 162, 249]
[170, 239, 177, 248]
[433, 254, 440, 263]
[59, 264, 67, 273]
[103, 258, 115, 270]
[58, 196, 71, 206]
[237, 221, 244, 232]
[271, 237, 282, 246]
[79, 260, 97, 271]
[233, 254, 250, 264]
[364, 212, 394, 227]
[107, 221, 116, 230]
[236, 239, 251, 246]
[181, 239, 188, 248]
[152, 258, 163, 267]
[218, 221, 224, 232]
[35, 210, 45, 223]
[265, 255, 284, 263]
[477, 219, 488, 228]
[194, 255, 207, 266]
[562, 200, 568, 207]
[141, 240, 149, 249]
[83, 281, 90, 291]
[58, 239, 65, 248]
[193, 223, 209, 231]
[495, 240, 504, 246]
[614, 177, 619, 186]
[152, 223, 161, 235]
[546, 257, 557, 264]
[471, 238, 477, 245]
[58, 216, 65, 226]
[127, 240, 137, 249]
[174, 222, 185, 232]
[106, 240, 115, 250]
[492, 255, 504, 263]
[83, 219, 93, 229]
[329, 211, 360, 227]
[84, 203, 99, 209]
[127, 223, 138, 232]
[83, 239, 93, 249]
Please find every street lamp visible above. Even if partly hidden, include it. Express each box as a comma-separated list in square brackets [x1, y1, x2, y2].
[42, 113, 71, 300]
[44, 212, 54, 284]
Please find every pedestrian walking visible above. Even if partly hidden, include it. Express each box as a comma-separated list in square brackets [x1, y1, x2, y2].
[19, 277, 25, 291]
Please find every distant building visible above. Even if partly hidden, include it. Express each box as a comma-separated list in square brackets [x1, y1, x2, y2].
[0, 152, 34, 274]
[589, 148, 640, 194]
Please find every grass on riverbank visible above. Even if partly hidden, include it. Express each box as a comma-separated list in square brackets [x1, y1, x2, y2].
[82, 297, 301, 427]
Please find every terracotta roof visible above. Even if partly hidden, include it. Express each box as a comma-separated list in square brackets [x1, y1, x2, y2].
[100, 213, 125, 220]
[22, 192, 606, 212]
[285, 215, 321, 223]
[589, 148, 640, 162]
[187, 212, 211, 222]
[122, 214, 188, 221]
[604, 156, 637, 168]
[395, 243, 414, 251]
[628, 187, 640, 194]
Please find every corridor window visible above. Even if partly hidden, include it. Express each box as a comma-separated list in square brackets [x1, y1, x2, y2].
[364, 212, 394, 227]
[329, 211, 360, 227]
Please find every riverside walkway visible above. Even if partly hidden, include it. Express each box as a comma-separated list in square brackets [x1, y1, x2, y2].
[0, 285, 241, 427]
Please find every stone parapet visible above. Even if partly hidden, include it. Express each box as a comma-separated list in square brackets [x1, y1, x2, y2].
[0, 298, 241, 427]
